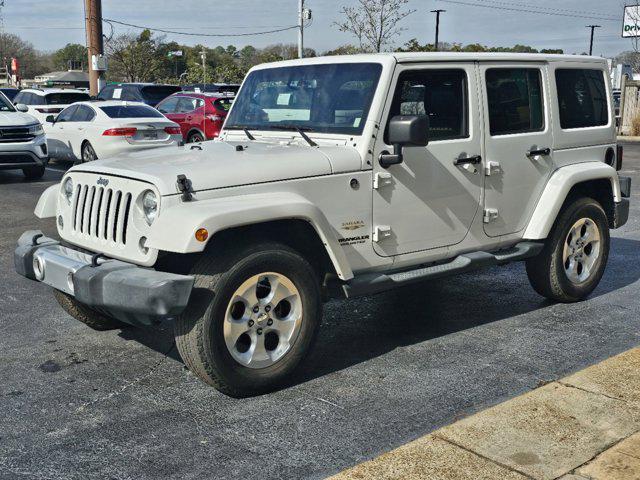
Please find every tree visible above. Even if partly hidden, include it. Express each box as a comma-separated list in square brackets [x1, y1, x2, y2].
[105, 30, 163, 82]
[615, 50, 640, 73]
[334, 0, 415, 53]
[53, 43, 86, 71]
[0, 33, 51, 79]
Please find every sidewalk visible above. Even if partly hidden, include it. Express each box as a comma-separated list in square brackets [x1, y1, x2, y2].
[329, 348, 640, 480]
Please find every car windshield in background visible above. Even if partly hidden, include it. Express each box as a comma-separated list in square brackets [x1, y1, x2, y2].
[1, 89, 18, 101]
[213, 98, 233, 111]
[225, 63, 383, 135]
[141, 86, 181, 105]
[45, 92, 91, 105]
[100, 105, 164, 118]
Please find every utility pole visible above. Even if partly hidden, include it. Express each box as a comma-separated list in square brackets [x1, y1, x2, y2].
[200, 49, 207, 86]
[430, 9, 445, 51]
[298, 0, 304, 58]
[84, 0, 104, 96]
[586, 24, 601, 55]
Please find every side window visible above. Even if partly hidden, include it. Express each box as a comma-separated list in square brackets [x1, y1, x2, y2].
[14, 92, 24, 104]
[177, 97, 202, 112]
[30, 94, 45, 106]
[98, 86, 114, 100]
[485, 68, 544, 136]
[56, 105, 78, 122]
[73, 105, 96, 122]
[20, 93, 33, 104]
[386, 69, 468, 142]
[555, 69, 608, 129]
[157, 97, 180, 114]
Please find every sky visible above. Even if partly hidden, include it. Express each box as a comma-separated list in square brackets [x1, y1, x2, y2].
[1, 0, 630, 58]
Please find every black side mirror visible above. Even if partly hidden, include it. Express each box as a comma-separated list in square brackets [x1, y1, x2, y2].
[45, 115, 56, 123]
[379, 115, 429, 168]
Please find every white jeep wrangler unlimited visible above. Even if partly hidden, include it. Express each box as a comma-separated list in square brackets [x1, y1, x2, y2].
[16, 53, 630, 397]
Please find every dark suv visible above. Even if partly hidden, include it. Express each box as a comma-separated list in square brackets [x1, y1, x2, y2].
[97, 83, 181, 107]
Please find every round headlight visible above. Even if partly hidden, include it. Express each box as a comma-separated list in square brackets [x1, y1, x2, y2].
[142, 190, 158, 225]
[62, 177, 73, 204]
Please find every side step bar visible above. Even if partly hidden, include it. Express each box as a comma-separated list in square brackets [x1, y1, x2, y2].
[342, 241, 544, 298]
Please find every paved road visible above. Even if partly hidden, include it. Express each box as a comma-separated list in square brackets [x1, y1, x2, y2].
[1, 150, 639, 480]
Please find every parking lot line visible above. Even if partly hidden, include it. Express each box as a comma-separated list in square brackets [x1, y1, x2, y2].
[329, 348, 640, 480]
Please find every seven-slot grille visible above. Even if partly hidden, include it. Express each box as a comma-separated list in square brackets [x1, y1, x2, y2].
[0, 126, 34, 143]
[71, 183, 133, 245]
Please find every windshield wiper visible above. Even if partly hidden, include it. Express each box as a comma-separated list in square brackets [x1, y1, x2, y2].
[243, 128, 255, 141]
[267, 125, 317, 147]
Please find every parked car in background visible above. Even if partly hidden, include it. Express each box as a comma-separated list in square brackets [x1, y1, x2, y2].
[44, 101, 182, 163]
[0, 91, 48, 179]
[97, 83, 181, 107]
[1, 87, 20, 102]
[13, 88, 91, 123]
[157, 92, 233, 142]
[181, 83, 240, 95]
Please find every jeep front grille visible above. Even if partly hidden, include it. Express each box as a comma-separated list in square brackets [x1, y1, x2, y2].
[71, 184, 133, 245]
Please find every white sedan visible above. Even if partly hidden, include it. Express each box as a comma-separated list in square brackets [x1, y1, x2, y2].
[44, 101, 183, 163]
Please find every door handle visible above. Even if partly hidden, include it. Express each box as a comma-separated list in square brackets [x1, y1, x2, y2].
[453, 155, 482, 166]
[526, 147, 551, 157]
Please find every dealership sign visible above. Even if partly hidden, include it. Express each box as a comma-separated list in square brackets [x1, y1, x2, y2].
[624, 5, 640, 37]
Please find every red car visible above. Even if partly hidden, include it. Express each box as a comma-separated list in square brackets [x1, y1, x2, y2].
[156, 92, 234, 142]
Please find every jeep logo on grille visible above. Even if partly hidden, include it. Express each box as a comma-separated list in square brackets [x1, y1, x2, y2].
[96, 177, 109, 187]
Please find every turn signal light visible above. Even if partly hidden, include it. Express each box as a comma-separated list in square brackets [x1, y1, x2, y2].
[164, 126, 182, 135]
[195, 228, 209, 242]
[102, 127, 137, 137]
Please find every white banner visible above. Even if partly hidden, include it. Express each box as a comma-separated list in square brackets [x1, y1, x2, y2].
[623, 5, 640, 37]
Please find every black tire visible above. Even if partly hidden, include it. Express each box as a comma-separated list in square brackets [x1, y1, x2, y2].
[187, 131, 204, 143]
[81, 142, 97, 163]
[53, 290, 127, 331]
[22, 165, 45, 179]
[174, 242, 322, 397]
[526, 197, 610, 302]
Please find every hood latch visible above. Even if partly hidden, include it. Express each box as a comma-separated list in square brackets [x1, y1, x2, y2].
[176, 174, 194, 202]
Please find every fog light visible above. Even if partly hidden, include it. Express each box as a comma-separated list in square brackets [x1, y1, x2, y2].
[195, 228, 208, 242]
[139, 236, 149, 254]
[33, 255, 44, 280]
[57, 215, 64, 229]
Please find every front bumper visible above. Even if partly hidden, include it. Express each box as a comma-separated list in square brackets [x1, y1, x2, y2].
[14, 231, 194, 323]
[0, 134, 49, 170]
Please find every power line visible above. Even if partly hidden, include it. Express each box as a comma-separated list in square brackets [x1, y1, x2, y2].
[473, 0, 618, 19]
[436, 0, 619, 22]
[103, 18, 300, 38]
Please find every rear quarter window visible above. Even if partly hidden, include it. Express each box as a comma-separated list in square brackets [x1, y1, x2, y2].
[555, 69, 608, 129]
[213, 98, 233, 112]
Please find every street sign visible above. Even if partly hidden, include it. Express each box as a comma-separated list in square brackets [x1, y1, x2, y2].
[168, 50, 183, 57]
[623, 5, 640, 37]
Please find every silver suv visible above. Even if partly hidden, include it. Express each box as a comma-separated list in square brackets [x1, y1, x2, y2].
[0, 92, 48, 179]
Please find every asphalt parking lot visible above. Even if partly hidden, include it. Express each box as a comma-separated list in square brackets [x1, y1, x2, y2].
[1, 149, 640, 480]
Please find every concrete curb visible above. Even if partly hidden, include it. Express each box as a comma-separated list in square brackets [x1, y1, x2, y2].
[329, 348, 640, 480]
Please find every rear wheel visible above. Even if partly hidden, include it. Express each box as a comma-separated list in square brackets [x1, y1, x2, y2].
[526, 197, 610, 302]
[187, 131, 204, 143]
[174, 242, 322, 397]
[22, 165, 45, 179]
[53, 290, 126, 331]
[81, 142, 97, 162]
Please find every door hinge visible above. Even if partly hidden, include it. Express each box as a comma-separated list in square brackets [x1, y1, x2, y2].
[373, 171, 393, 189]
[373, 225, 392, 242]
[485, 160, 501, 176]
[483, 208, 499, 223]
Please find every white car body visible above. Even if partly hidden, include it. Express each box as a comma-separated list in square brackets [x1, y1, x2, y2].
[44, 100, 183, 162]
[13, 88, 91, 123]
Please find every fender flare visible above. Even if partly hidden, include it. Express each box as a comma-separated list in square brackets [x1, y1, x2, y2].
[34, 184, 59, 219]
[523, 162, 620, 240]
[146, 191, 354, 280]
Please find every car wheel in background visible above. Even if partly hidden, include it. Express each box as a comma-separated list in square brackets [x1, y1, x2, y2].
[187, 131, 204, 143]
[22, 165, 45, 180]
[81, 142, 98, 163]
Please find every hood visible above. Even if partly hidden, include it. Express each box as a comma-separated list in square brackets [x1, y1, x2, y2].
[71, 140, 362, 196]
[0, 111, 39, 126]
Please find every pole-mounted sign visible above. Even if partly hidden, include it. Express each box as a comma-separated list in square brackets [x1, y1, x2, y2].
[623, 5, 640, 37]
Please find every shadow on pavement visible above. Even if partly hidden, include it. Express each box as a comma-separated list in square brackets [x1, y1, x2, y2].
[118, 237, 640, 391]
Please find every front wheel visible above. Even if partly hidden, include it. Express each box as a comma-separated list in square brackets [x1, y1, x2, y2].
[526, 197, 610, 302]
[22, 165, 45, 179]
[174, 242, 322, 397]
[187, 131, 204, 143]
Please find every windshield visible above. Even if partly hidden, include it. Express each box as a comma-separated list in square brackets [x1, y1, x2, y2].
[100, 105, 164, 118]
[0, 92, 15, 111]
[225, 63, 382, 135]
[45, 92, 91, 105]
